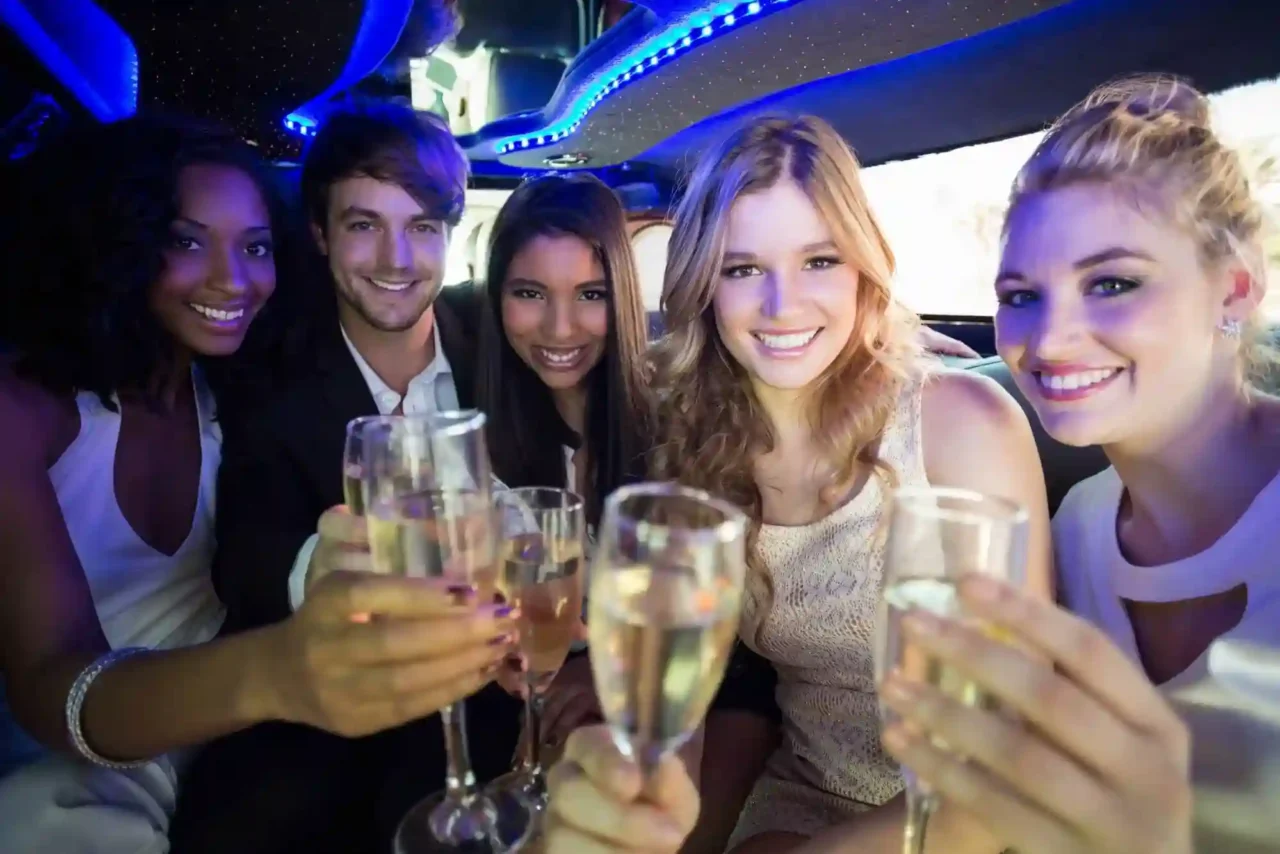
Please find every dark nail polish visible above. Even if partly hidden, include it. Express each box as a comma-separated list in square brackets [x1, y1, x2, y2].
[447, 583, 477, 598]
[493, 605, 515, 619]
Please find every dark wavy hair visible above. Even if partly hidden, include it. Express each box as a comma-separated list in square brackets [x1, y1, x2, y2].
[0, 114, 302, 413]
[475, 174, 652, 524]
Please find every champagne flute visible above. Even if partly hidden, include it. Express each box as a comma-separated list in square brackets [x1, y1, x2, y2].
[361, 411, 512, 854]
[588, 482, 747, 775]
[874, 486, 1029, 854]
[486, 487, 587, 844]
[343, 415, 397, 515]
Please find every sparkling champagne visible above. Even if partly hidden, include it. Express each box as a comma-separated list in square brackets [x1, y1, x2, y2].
[366, 490, 496, 595]
[500, 535, 584, 690]
[343, 463, 364, 516]
[589, 565, 739, 765]
[880, 578, 1002, 719]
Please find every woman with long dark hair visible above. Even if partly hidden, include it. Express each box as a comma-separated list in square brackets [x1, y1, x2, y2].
[475, 173, 652, 525]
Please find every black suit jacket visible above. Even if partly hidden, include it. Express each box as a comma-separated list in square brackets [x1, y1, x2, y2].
[213, 284, 481, 632]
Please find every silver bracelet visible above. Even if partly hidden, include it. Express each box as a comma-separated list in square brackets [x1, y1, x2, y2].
[65, 647, 151, 769]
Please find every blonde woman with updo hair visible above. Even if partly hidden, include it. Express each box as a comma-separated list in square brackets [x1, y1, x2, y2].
[543, 80, 1278, 854]
[632, 115, 1053, 853]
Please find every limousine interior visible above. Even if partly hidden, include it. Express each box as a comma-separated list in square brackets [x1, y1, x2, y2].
[6, 0, 1280, 514]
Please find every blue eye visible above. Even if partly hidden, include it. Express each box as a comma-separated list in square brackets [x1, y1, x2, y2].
[997, 290, 1038, 308]
[721, 264, 761, 279]
[1088, 276, 1140, 297]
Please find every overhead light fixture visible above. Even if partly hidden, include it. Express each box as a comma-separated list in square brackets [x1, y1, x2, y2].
[495, 0, 804, 156]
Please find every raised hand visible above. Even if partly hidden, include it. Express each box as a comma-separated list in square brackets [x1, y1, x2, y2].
[262, 570, 518, 737]
[880, 575, 1193, 854]
[544, 725, 698, 853]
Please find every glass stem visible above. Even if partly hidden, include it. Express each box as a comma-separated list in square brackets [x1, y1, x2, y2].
[441, 700, 478, 803]
[903, 783, 934, 854]
[522, 688, 544, 777]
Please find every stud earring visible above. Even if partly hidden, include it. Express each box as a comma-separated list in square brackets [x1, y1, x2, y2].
[1217, 318, 1243, 339]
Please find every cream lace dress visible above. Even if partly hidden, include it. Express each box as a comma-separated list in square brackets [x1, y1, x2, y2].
[728, 374, 930, 845]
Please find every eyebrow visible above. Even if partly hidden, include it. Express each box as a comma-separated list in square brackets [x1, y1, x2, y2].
[339, 206, 441, 224]
[504, 277, 608, 290]
[996, 246, 1155, 282]
[338, 206, 383, 221]
[174, 216, 271, 233]
[722, 240, 838, 262]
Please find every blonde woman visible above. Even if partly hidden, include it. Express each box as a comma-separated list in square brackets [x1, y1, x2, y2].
[639, 115, 1052, 853]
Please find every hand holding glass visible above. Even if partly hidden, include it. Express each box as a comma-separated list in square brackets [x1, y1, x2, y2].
[360, 411, 510, 854]
[874, 486, 1029, 854]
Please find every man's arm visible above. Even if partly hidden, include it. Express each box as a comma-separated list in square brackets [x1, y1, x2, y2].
[213, 409, 322, 631]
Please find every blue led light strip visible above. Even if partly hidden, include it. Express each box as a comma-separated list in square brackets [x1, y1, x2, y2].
[496, 0, 796, 155]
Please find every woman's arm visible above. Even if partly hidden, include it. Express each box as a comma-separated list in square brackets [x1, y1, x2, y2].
[0, 387, 518, 761]
[920, 370, 1054, 600]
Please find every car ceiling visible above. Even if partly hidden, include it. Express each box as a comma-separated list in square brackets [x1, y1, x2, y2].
[467, 0, 1280, 181]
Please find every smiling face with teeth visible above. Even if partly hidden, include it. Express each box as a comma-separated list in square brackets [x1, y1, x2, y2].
[500, 233, 610, 396]
[995, 183, 1249, 448]
[712, 179, 860, 395]
[150, 163, 276, 357]
[317, 176, 447, 335]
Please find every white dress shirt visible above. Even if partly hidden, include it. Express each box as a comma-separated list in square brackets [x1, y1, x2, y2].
[287, 322, 459, 610]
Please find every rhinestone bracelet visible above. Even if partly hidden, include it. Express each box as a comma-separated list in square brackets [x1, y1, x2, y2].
[65, 647, 151, 770]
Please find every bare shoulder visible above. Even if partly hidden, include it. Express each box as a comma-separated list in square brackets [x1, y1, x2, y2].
[919, 368, 1055, 598]
[0, 364, 75, 470]
[920, 370, 1031, 463]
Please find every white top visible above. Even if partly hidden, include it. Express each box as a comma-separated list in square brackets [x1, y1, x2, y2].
[0, 373, 225, 774]
[287, 322, 459, 610]
[340, 322, 457, 416]
[1053, 466, 1280, 690]
[730, 371, 932, 843]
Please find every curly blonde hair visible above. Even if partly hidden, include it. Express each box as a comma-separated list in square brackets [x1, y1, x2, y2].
[1008, 73, 1276, 387]
[648, 115, 922, 642]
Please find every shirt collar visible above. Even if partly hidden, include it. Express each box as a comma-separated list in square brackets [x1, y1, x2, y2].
[339, 320, 452, 416]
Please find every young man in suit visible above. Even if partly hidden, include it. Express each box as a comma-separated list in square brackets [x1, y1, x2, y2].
[172, 100, 521, 854]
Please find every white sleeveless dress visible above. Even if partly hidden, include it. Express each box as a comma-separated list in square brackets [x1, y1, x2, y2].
[0, 373, 225, 853]
[729, 373, 931, 845]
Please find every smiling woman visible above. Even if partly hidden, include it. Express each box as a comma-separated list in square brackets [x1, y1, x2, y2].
[475, 173, 651, 526]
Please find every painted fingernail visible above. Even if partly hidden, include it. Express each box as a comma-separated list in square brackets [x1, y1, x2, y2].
[492, 605, 516, 619]
[447, 583, 477, 599]
[961, 574, 1001, 602]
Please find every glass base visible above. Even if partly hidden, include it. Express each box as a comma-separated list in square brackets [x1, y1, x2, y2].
[485, 768, 545, 844]
[394, 789, 528, 854]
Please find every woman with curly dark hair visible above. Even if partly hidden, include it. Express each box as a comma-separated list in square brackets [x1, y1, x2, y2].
[0, 115, 502, 852]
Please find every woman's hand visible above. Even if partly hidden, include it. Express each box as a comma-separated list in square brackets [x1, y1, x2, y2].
[879, 575, 1193, 854]
[916, 326, 980, 358]
[545, 725, 698, 853]
[259, 570, 518, 738]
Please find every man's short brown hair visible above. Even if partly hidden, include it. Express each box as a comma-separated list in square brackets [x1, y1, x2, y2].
[301, 99, 468, 232]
